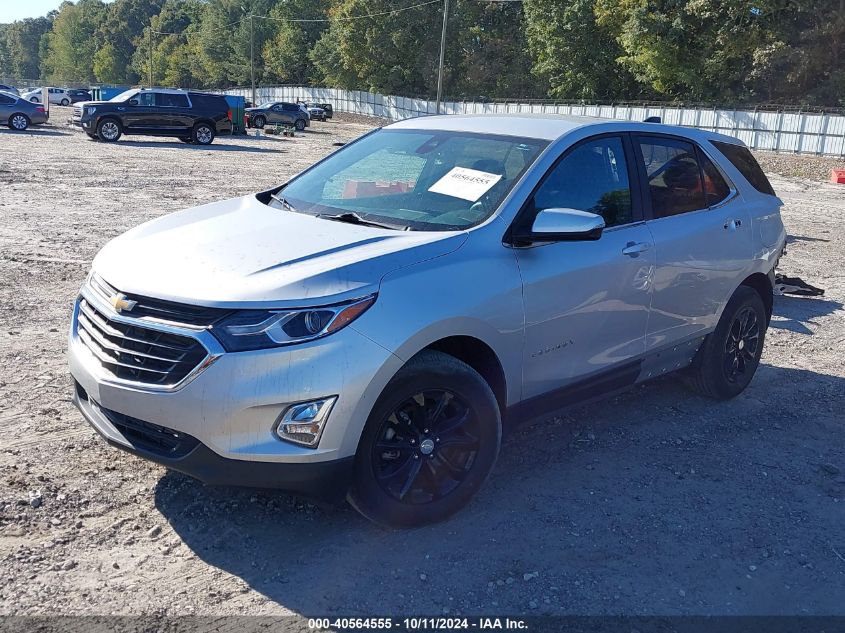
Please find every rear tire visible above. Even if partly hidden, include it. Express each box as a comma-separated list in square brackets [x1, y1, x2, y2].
[252, 115, 266, 129]
[686, 285, 767, 400]
[9, 113, 29, 131]
[96, 118, 122, 142]
[348, 350, 501, 528]
[192, 122, 215, 145]
[29, 97, 39, 103]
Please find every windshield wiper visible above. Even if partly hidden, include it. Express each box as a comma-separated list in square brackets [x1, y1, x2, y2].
[270, 192, 298, 214]
[317, 212, 407, 231]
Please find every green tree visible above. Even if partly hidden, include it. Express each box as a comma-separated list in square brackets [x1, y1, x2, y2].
[42, 0, 106, 83]
[524, 0, 640, 100]
[263, 0, 330, 84]
[5, 17, 53, 80]
[92, 0, 164, 85]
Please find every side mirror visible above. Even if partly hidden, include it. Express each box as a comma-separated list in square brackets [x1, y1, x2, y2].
[128, 98, 139, 106]
[514, 208, 605, 244]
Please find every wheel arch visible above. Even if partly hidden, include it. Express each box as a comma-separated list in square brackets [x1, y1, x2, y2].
[421, 335, 508, 417]
[740, 272, 774, 324]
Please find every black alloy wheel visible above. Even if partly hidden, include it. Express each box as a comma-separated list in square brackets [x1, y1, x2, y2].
[724, 306, 760, 383]
[372, 390, 480, 504]
[349, 350, 501, 528]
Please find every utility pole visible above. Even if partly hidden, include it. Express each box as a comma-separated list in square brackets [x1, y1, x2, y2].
[435, 0, 450, 115]
[148, 23, 153, 87]
[250, 14, 256, 107]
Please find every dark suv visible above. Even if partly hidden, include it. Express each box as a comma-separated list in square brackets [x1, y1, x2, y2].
[72, 88, 233, 145]
[245, 101, 310, 131]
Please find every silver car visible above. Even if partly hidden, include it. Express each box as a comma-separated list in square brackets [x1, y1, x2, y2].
[68, 115, 785, 527]
[1, 91, 48, 130]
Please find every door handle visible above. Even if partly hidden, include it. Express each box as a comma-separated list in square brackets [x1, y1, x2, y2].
[622, 241, 651, 257]
[724, 218, 743, 230]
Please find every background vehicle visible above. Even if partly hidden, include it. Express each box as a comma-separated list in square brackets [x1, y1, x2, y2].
[0, 84, 20, 96]
[72, 88, 233, 144]
[68, 115, 784, 528]
[68, 89, 92, 103]
[245, 101, 310, 131]
[23, 87, 71, 105]
[302, 102, 330, 121]
[0, 91, 48, 130]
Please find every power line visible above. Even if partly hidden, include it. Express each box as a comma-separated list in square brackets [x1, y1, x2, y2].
[150, 0, 440, 35]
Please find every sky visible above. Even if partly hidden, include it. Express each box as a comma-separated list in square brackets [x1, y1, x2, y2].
[1, 0, 114, 23]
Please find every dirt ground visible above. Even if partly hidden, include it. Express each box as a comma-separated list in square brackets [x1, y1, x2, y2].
[1, 107, 844, 620]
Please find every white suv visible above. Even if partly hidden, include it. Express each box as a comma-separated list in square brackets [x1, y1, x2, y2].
[68, 114, 786, 527]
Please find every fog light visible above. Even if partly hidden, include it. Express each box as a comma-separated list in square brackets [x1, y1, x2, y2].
[275, 396, 337, 447]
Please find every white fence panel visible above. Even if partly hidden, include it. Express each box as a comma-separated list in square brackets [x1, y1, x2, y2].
[222, 86, 845, 155]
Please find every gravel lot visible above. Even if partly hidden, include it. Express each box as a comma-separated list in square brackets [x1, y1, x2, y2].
[1, 108, 844, 620]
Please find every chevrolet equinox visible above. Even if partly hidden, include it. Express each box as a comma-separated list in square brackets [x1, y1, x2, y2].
[69, 115, 786, 527]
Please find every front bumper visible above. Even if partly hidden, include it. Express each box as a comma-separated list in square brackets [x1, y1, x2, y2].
[73, 383, 353, 501]
[68, 285, 403, 493]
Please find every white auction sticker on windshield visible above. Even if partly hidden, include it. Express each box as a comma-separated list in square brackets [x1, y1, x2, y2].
[428, 167, 502, 202]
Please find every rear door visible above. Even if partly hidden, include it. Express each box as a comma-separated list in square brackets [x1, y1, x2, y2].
[0, 92, 15, 120]
[515, 134, 655, 399]
[635, 134, 752, 351]
[157, 92, 192, 132]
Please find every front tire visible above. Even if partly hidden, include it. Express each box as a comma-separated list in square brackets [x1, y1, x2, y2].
[96, 118, 122, 142]
[192, 122, 215, 145]
[60, 98, 69, 106]
[686, 285, 767, 400]
[294, 118, 306, 131]
[29, 97, 39, 103]
[348, 350, 501, 528]
[252, 115, 266, 129]
[9, 113, 29, 131]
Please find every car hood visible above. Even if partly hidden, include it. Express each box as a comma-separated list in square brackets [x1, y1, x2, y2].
[92, 194, 467, 308]
[244, 107, 267, 113]
[73, 100, 109, 107]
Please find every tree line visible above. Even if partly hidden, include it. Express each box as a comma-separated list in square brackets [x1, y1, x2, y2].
[0, 0, 843, 107]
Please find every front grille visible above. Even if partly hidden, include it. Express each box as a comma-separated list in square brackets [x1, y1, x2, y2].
[89, 274, 231, 327]
[76, 297, 209, 387]
[73, 106, 81, 119]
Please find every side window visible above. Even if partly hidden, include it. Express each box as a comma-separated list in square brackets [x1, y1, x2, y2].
[699, 151, 731, 206]
[0, 94, 14, 104]
[637, 137, 705, 218]
[711, 140, 776, 196]
[134, 92, 156, 107]
[532, 136, 633, 227]
[284, 103, 299, 112]
[158, 93, 189, 108]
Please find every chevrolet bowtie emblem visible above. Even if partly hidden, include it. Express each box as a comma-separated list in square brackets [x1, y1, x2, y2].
[109, 293, 137, 313]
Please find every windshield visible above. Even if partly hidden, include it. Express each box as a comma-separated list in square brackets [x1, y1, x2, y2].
[272, 129, 547, 231]
[109, 89, 138, 102]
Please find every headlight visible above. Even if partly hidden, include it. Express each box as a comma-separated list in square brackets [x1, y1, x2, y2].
[84, 106, 96, 115]
[211, 295, 376, 352]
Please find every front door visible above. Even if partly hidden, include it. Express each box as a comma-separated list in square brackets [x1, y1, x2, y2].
[634, 135, 753, 351]
[515, 135, 655, 400]
[121, 91, 161, 132]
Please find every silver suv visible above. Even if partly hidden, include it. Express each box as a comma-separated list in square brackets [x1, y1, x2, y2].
[68, 115, 786, 527]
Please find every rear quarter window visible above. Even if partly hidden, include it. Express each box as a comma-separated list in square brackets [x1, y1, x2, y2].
[711, 141, 776, 196]
[188, 93, 228, 112]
